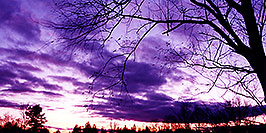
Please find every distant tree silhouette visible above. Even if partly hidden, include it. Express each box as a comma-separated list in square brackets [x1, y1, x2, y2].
[25, 104, 47, 132]
[92, 124, 98, 133]
[83, 122, 98, 133]
[83, 122, 91, 133]
[1, 121, 22, 133]
[39, 128, 50, 133]
[109, 121, 118, 133]
[131, 124, 137, 132]
[100, 127, 107, 133]
[0, 113, 27, 133]
[140, 126, 151, 133]
[55, 129, 61, 133]
[72, 125, 82, 133]
[71, 122, 98, 133]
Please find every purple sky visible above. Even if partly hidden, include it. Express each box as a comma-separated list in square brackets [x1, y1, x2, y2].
[0, 0, 264, 131]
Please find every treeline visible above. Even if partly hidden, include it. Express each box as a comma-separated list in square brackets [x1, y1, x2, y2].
[2, 113, 266, 133]
[65, 122, 199, 133]
[70, 121, 266, 133]
[0, 121, 49, 133]
[1, 101, 266, 133]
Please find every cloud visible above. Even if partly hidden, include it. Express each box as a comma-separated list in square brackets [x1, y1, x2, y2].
[8, 14, 41, 42]
[0, 0, 20, 24]
[0, 99, 22, 109]
[0, 38, 198, 124]
[1, 35, 193, 97]
[50, 75, 93, 95]
[39, 91, 63, 97]
[1, 81, 63, 97]
[89, 94, 264, 123]
[136, 37, 168, 63]
[81, 60, 171, 94]
[0, 47, 74, 67]
[125, 61, 167, 89]
[0, 48, 83, 92]
[14, 68, 62, 91]
[54, 42, 203, 123]
[49, 76, 76, 82]
[89, 92, 174, 122]
[0, 49, 63, 98]
[145, 93, 173, 101]
[0, 68, 17, 86]
[7, 61, 42, 72]
[7, 84, 34, 93]
[0, 0, 41, 43]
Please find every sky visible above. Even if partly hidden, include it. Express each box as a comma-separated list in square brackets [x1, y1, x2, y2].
[0, 0, 265, 132]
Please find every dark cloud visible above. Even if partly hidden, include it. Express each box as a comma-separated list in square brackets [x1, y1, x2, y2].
[39, 91, 63, 97]
[0, 40, 190, 97]
[0, 44, 193, 95]
[0, 99, 22, 109]
[74, 63, 97, 77]
[0, 48, 73, 67]
[0, 0, 20, 24]
[136, 37, 168, 63]
[0, 68, 17, 85]
[0, 47, 36, 61]
[125, 61, 167, 92]
[0, 49, 63, 97]
[145, 93, 173, 101]
[49, 76, 92, 95]
[2, 86, 63, 97]
[8, 84, 34, 93]
[8, 14, 41, 42]
[89, 94, 264, 123]
[0, 48, 86, 93]
[49, 76, 76, 82]
[0, 0, 41, 43]
[0, 68, 17, 78]
[76, 58, 169, 95]
[15, 68, 62, 91]
[86, 92, 175, 122]
[7, 61, 42, 72]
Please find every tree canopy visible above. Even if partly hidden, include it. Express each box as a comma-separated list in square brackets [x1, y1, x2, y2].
[25, 104, 47, 132]
[50, 0, 266, 108]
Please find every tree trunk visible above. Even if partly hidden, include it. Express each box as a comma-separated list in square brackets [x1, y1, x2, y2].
[255, 59, 266, 102]
[247, 53, 266, 102]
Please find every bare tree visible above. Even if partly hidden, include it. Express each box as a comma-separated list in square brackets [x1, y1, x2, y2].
[50, 0, 266, 107]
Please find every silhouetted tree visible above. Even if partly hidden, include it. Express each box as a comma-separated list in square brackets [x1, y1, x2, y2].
[83, 122, 93, 133]
[92, 124, 98, 132]
[71, 122, 98, 133]
[51, 0, 266, 107]
[140, 126, 151, 133]
[55, 129, 61, 133]
[72, 125, 82, 133]
[25, 104, 47, 132]
[131, 124, 137, 132]
[0, 113, 27, 133]
[1, 122, 21, 133]
[101, 127, 107, 133]
[122, 125, 129, 132]
[20, 104, 29, 130]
